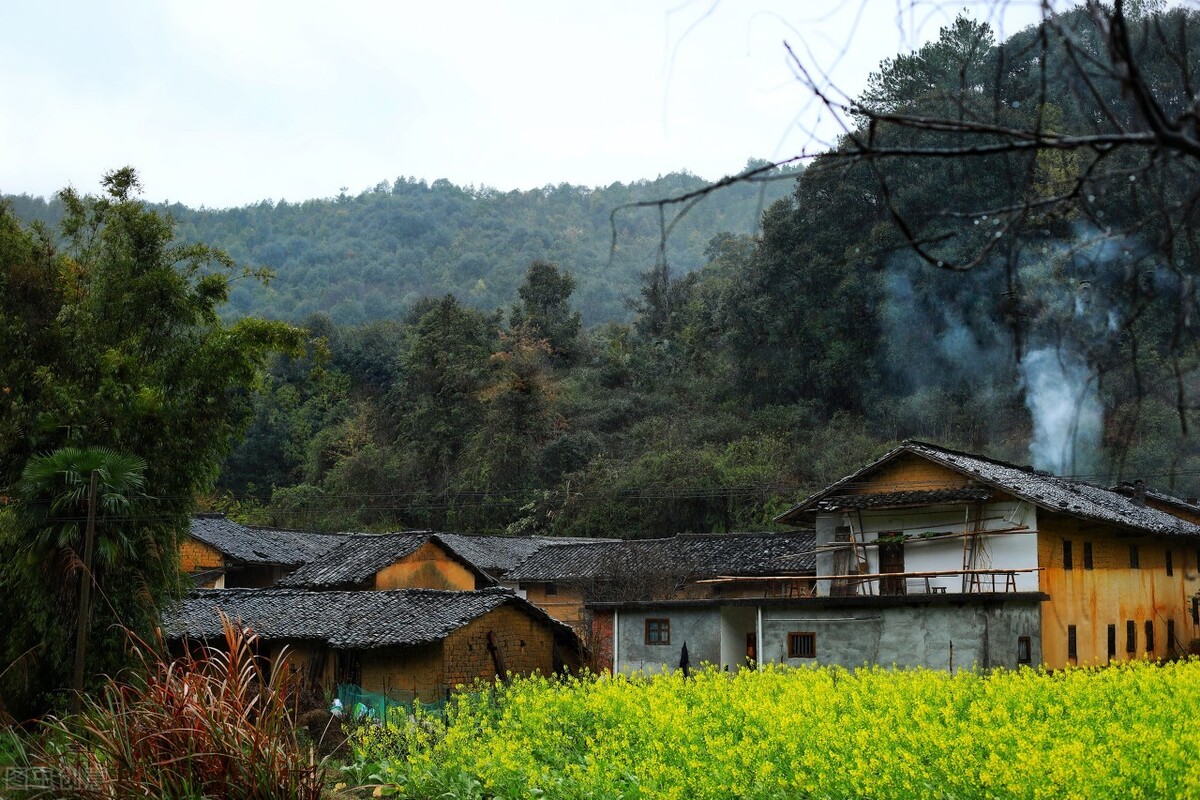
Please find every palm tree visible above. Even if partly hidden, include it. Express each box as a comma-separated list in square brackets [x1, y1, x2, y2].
[18, 446, 147, 710]
[19, 446, 147, 569]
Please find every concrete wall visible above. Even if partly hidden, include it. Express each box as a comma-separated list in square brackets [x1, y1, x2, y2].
[1037, 513, 1200, 668]
[614, 607, 721, 674]
[760, 601, 1042, 671]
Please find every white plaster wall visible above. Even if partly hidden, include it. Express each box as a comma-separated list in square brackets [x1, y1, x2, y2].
[817, 501, 1040, 594]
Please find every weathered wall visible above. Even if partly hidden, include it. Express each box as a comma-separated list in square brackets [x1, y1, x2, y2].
[267, 642, 334, 688]
[358, 643, 446, 702]
[816, 500, 1038, 596]
[590, 610, 615, 672]
[614, 607, 721, 674]
[760, 601, 1042, 671]
[1038, 514, 1199, 668]
[374, 540, 477, 591]
[442, 603, 560, 689]
[521, 582, 588, 632]
[842, 454, 972, 494]
[180, 536, 223, 573]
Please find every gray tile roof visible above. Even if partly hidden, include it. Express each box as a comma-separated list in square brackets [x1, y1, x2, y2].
[277, 531, 614, 588]
[189, 515, 348, 566]
[503, 532, 817, 582]
[276, 532, 439, 589]
[164, 587, 574, 649]
[822, 488, 993, 510]
[777, 440, 1200, 538]
[435, 533, 615, 575]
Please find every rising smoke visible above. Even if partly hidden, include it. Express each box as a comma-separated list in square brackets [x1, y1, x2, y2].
[1018, 347, 1102, 475]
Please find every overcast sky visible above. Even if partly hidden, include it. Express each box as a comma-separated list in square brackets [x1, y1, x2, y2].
[0, 1, 1044, 209]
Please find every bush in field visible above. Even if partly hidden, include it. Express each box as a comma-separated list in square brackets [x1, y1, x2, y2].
[10, 617, 322, 800]
[351, 661, 1200, 799]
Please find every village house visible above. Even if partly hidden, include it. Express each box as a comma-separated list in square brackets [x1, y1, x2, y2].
[774, 440, 1200, 670]
[182, 514, 346, 588]
[276, 530, 614, 592]
[163, 586, 581, 702]
[500, 532, 817, 672]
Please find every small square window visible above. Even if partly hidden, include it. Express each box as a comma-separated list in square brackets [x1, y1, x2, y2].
[1017, 636, 1032, 665]
[1067, 625, 1078, 660]
[788, 632, 816, 659]
[645, 618, 670, 645]
[1129, 545, 1140, 569]
[1126, 620, 1136, 653]
[1062, 540, 1073, 570]
[1083, 542, 1093, 570]
[544, 582, 558, 596]
[1166, 550, 1174, 577]
[1145, 620, 1155, 652]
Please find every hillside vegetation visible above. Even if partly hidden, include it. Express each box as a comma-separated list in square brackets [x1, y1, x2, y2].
[9, 6, 1200, 541]
[4, 163, 799, 326]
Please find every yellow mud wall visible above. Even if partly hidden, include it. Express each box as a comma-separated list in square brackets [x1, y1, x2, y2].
[267, 642, 334, 688]
[442, 604, 560, 688]
[844, 454, 979, 494]
[180, 536, 223, 573]
[359, 643, 445, 702]
[1146, 498, 1200, 526]
[1038, 513, 1197, 668]
[522, 582, 587, 634]
[374, 540, 477, 590]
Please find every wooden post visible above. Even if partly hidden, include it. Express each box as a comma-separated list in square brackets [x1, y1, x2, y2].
[71, 469, 99, 715]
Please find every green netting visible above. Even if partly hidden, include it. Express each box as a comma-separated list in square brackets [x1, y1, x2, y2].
[336, 684, 447, 722]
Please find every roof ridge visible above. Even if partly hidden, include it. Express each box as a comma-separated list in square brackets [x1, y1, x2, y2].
[902, 439, 1047, 477]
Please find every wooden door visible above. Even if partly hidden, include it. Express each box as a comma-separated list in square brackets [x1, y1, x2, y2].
[878, 540, 906, 596]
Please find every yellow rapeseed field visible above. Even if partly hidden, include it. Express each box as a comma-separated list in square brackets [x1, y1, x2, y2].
[349, 660, 1200, 799]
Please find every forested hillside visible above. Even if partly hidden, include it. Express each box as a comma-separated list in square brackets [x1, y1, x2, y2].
[4, 163, 799, 325]
[202, 5, 1200, 537]
[10, 5, 1200, 542]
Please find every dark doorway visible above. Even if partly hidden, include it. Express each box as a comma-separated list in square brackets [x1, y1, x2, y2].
[878, 539, 906, 596]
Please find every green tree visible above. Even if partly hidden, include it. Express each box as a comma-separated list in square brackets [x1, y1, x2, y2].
[509, 260, 582, 360]
[0, 170, 303, 715]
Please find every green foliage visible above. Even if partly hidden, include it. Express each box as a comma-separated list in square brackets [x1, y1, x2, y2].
[221, 4, 1200, 534]
[0, 172, 304, 715]
[348, 662, 1200, 799]
[18, 446, 147, 568]
[6, 166, 803, 327]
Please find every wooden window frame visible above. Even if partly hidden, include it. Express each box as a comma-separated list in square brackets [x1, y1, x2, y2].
[1168, 619, 1176, 653]
[1129, 545, 1140, 569]
[644, 618, 671, 646]
[1017, 636, 1032, 665]
[1166, 550, 1174, 577]
[1067, 625, 1078, 661]
[1145, 620, 1155, 653]
[1083, 542, 1093, 570]
[1126, 620, 1136, 653]
[788, 632, 817, 659]
[1062, 539, 1073, 570]
[1107, 624, 1117, 658]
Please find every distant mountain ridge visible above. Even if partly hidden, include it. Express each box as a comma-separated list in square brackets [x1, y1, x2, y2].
[4, 164, 800, 325]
